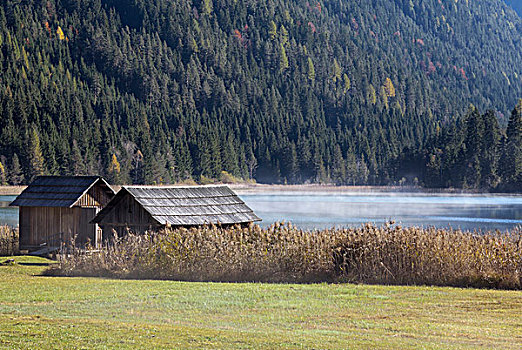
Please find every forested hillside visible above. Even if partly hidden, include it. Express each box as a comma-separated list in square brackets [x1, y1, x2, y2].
[0, 0, 521, 187]
[396, 100, 522, 192]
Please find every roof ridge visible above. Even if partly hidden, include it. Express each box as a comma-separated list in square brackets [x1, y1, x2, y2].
[141, 203, 250, 208]
[152, 212, 257, 217]
[34, 175, 101, 178]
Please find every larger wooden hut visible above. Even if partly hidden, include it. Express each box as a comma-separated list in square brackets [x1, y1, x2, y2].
[91, 185, 261, 238]
[10, 176, 115, 250]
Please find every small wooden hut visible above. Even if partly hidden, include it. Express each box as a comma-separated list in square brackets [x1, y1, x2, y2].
[91, 185, 261, 239]
[10, 176, 115, 250]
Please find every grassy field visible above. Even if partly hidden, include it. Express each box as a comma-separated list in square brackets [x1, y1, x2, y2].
[0, 256, 521, 349]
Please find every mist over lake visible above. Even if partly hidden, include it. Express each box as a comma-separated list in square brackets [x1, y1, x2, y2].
[237, 192, 522, 232]
[2, 192, 522, 232]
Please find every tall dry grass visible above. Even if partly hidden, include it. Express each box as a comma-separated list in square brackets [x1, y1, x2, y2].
[0, 225, 18, 256]
[49, 223, 522, 289]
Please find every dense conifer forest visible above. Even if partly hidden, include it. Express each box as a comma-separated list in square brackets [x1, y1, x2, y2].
[396, 100, 522, 192]
[0, 0, 521, 190]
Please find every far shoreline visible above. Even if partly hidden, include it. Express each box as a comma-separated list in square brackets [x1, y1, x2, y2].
[228, 183, 517, 196]
[1, 184, 521, 197]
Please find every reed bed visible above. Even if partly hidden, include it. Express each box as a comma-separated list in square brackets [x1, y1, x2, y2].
[0, 225, 18, 256]
[49, 223, 522, 289]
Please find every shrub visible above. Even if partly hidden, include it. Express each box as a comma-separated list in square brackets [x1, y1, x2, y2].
[0, 225, 19, 256]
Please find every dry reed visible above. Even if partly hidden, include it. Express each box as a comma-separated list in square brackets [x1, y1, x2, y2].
[0, 225, 18, 256]
[48, 223, 522, 289]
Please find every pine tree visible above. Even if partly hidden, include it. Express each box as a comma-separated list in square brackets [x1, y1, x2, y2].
[343, 74, 351, 93]
[332, 144, 346, 184]
[461, 106, 484, 188]
[280, 25, 289, 46]
[210, 134, 222, 178]
[357, 157, 369, 184]
[28, 127, 45, 181]
[144, 156, 164, 185]
[503, 99, 522, 188]
[268, 21, 277, 40]
[367, 85, 377, 105]
[202, 0, 213, 15]
[332, 58, 342, 82]
[481, 110, 500, 188]
[313, 146, 327, 183]
[71, 141, 85, 175]
[198, 143, 213, 178]
[384, 77, 396, 97]
[307, 57, 315, 82]
[287, 143, 299, 183]
[506, 99, 522, 142]
[464, 106, 484, 158]
[9, 154, 24, 185]
[279, 44, 289, 72]
[345, 153, 358, 185]
[380, 85, 389, 109]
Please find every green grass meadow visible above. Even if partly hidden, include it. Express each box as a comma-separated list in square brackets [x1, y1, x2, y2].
[0, 256, 521, 349]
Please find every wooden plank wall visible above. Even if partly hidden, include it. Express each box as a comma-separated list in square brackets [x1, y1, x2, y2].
[98, 193, 154, 226]
[99, 193, 159, 240]
[77, 207, 98, 246]
[19, 206, 98, 248]
[76, 183, 113, 208]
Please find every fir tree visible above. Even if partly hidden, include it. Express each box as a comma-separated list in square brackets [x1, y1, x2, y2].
[27, 127, 45, 181]
[503, 99, 522, 189]
[9, 153, 24, 185]
[268, 21, 277, 40]
[307, 57, 315, 82]
[343, 74, 351, 93]
[481, 110, 500, 188]
[71, 141, 85, 176]
[280, 45, 289, 72]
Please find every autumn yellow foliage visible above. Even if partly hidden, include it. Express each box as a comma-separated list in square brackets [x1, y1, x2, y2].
[384, 77, 396, 97]
[56, 26, 65, 40]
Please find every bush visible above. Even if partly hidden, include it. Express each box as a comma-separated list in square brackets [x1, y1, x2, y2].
[48, 223, 522, 289]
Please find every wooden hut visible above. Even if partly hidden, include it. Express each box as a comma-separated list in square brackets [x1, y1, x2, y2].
[10, 176, 115, 251]
[91, 185, 261, 239]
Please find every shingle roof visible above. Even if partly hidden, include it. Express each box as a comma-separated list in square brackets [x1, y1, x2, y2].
[10, 176, 114, 207]
[92, 185, 261, 226]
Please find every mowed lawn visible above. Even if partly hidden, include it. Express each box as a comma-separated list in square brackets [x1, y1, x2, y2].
[0, 257, 521, 349]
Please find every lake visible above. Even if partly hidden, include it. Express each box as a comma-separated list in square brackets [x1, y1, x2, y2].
[238, 192, 522, 232]
[0, 195, 18, 227]
[2, 192, 522, 232]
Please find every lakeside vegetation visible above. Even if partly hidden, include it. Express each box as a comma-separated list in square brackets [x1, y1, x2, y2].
[49, 223, 522, 290]
[0, 225, 17, 256]
[1, 256, 521, 349]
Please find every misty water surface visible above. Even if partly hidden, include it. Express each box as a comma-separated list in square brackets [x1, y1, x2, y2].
[238, 192, 522, 232]
[2, 193, 522, 232]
